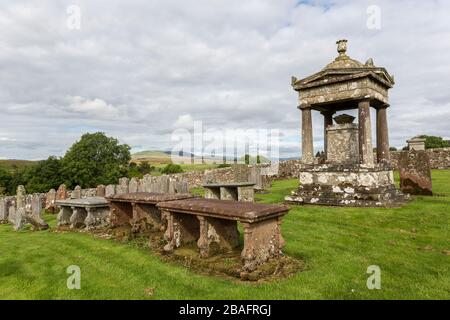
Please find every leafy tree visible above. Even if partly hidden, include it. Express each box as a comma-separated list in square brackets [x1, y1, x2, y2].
[62, 132, 131, 188]
[161, 164, 183, 174]
[419, 135, 450, 149]
[138, 161, 154, 175]
[24, 156, 65, 193]
[389, 147, 397, 151]
[244, 154, 250, 165]
[256, 155, 261, 164]
[0, 167, 11, 195]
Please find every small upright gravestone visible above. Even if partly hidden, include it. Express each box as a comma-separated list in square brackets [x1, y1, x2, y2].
[116, 177, 129, 195]
[128, 177, 139, 193]
[45, 189, 57, 213]
[398, 150, 432, 195]
[71, 186, 82, 199]
[105, 184, 116, 197]
[96, 185, 106, 197]
[56, 184, 67, 201]
[0, 198, 9, 223]
[11, 186, 49, 231]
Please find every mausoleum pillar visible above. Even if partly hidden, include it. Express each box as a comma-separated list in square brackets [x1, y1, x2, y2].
[376, 105, 390, 164]
[322, 111, 335, 160]
[358, 100, 374, 167]
[301, 107, 314, 164]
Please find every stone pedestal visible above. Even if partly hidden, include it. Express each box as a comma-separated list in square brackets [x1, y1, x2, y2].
[70, 207, 87, 229]
[285, 163, 407, 207]
[241, 217, 285, 272]
[326, 123, 359, 164]
[57, 206, 72, 227]
[163, 212, 200, 252]
[130, 203, 163, 233]
[197, 216, 239, 257]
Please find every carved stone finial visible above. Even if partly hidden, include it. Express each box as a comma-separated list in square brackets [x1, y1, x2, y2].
[365, 58, 374, 67]
[291, 76, 298, 86]
[336, 39, 348, 56]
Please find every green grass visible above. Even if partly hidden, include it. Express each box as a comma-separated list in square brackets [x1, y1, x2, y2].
[0, 171, 449, 299]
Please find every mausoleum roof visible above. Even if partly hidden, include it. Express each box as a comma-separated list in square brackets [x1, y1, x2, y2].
[292, 40, 395, 91]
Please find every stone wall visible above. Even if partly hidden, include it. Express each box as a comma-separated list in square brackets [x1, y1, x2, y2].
[390, 148, 450, 170]
[272, 148, 450, 181]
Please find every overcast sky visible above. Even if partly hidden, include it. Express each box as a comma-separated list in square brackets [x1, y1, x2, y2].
[0, 0, 449, 160]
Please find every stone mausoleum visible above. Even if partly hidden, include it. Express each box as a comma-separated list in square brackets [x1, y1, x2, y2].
[285, 40, 406, 207]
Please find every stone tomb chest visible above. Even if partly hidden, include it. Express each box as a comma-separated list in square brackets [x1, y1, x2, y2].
[157, 198, 289, 272]
[106, 192, 194, 234]
[56, 197, 109, 230]
[202, 182, 255, 202]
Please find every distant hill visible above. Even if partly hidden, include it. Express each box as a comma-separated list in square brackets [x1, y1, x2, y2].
[0, 159, 39, 171]
[131, 150, 173, 164]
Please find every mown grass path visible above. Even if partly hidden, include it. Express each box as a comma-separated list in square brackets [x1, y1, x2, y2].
[1, 171, 449, 299]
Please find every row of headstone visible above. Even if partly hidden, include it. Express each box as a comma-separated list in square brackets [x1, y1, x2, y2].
[6, 185, 49, 231]
[232, 164, 272, 191]
[103, 175, 189, 197]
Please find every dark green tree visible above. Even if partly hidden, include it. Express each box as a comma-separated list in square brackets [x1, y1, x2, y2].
[161, 164, 183, 174]
[0, 167, 11, 195]
[138, 161, 154, 175]
[419, 135, 450, 149]
[244, 154, 250, 165]
[24, 156, 65, 193]
[62, 132, 131, 188]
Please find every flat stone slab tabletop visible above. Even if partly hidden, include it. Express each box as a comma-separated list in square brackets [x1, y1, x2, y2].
[157, 198, 288, 223]
[105, 192, 196, 232]
[105, 192, 195, 204]
[202, 182, 256, 188]
[55, 197, 108, 208]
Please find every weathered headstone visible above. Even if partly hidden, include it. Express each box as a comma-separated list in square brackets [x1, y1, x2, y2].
[0, 198, 8, 223]
[56, 184, 67, 201]
[16, 185, 26, 210]
[168, 178, 176, 194]
[96, 185, 106, 197]
[116, 177, 129, 195]
[12, 186, 49, 231]
[71, 185, 82, 199]
[45, 189, 57, 213]
[398, 150, 432, 195]
[31, 194, 43, 218]
[160, 175, 170, 193]
[105, 184, 116, 197]
[233, 164, 250, 183]
[129, 177, 139, 193]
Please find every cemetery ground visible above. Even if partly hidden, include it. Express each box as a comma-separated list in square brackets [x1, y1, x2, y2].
[0, 170, 448, 300]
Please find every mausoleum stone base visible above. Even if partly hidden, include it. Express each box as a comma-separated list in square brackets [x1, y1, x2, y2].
[285, 164, 408, 207]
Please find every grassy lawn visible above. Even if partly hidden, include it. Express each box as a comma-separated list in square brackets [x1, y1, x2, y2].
[0, 171, 448, 299]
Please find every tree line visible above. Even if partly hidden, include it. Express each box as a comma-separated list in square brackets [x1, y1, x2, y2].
[0, 132, 171, 196]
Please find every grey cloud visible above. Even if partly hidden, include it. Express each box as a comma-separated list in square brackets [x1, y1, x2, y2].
[0, 0, 449, 160]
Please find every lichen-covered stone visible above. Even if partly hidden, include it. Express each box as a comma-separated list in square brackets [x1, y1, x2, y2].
[398, 150, 432, 195]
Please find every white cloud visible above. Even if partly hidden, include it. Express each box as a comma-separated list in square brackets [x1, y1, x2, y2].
[67, 96, 119, 118]
[0, 0, 449, 159]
